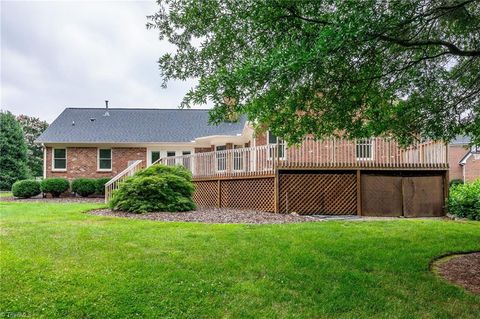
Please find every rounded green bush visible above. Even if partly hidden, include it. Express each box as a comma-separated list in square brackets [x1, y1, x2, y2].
[71, 178, 97, 197]
[40, 178, 70, 197]
[11, 180, 41, 198]
[136, 164, 192, 181]
[449, 179, 464, 187]
[109, 164, 195, 213]
[448, 179, 480, 220]
[95, 178, 111, 195]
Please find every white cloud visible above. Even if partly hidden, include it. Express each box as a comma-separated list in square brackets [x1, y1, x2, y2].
[0, 0, 202, 123]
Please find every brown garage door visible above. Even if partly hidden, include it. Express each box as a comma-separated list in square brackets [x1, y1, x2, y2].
[362, 174, 444, 217]
[402, 176, 444, 217]
[361, 175, 403, 216]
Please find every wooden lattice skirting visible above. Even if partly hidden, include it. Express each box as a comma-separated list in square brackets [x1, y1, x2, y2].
[193, 170, 447, 216]
[193, 177, 275, 212]
[279, 172, 357, 215]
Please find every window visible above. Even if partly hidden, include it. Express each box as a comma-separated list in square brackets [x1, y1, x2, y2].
[182, 151, 191, 169]
[151, 151, 160, 164]
[98, 149, 112, 170]
[233, 145, 244, 171]
[268, 131, 286, 159]
[53, 148, 67, 170]
[356, 139, 373, 160]
[216, 145, 227, 171]
[167, 151, 176, 157]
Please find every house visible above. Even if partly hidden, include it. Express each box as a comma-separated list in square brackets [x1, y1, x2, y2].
[37, 106, 450, 217]
[448, 136, 480, 183]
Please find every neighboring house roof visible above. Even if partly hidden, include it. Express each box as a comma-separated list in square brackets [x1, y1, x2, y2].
[451, 135, 471, 145]
[36, 108, 246, 143]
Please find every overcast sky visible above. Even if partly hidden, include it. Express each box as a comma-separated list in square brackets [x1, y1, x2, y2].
[1, 0, 201, 123]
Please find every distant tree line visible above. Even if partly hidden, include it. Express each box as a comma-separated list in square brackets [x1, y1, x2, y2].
[0, 111, 48, 190]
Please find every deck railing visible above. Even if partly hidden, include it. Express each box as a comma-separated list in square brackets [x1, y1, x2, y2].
[104, 160, 143, 203]
[156, 137, 448, 179]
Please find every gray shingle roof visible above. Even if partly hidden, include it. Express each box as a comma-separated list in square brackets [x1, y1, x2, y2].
[451, 135, 471, 145]
[36, 108, 246, 143]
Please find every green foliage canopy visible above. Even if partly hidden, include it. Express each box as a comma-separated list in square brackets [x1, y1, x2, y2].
[149, 0, 480, 145]
[0, 111, 29, 190]
[16, 114, 48, 178]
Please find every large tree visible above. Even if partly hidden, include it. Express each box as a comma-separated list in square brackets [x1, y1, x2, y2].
[0, 111, 29, 190]
[148, 0, 480, 145]
[16, 114, 49, 178]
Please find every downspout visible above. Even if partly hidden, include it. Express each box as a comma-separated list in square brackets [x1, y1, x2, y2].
[462, 164, 466, 183]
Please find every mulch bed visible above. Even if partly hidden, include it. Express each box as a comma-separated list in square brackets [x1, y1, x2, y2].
[435, 252, 480, 295]
[1, 195, 104, 203]
[89, 208, 318, 224]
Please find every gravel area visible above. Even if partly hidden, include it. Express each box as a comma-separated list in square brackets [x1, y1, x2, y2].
[1, 195, 104, 203]
[88, 209, 436, 224]
[89, 208, 318, 224]
[435, 252, 480, 295]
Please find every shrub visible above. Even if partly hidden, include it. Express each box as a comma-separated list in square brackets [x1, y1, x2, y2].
[448, 179, 480, 220]
[71, 178, 97, 197]
[95, 178, 111, 195]
[11, 180, 41, 198]
[136, 164, 192, 182]
[109, 164, 195, 213]
[449, 179, 464, 187]
[40, 178, 70, 197]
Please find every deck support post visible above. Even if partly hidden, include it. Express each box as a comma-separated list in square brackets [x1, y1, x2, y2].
[217, 179, 222, 208]
[443, 170, 449, 215]
[356, 170, 362, 216]
[274, 169, 280, 213]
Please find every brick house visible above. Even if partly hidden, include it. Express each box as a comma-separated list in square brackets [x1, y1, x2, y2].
[37, 106, 451, 217]
[448, 136, 480, 183]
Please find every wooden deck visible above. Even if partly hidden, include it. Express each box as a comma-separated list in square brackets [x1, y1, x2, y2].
[159, 138, 448, 180]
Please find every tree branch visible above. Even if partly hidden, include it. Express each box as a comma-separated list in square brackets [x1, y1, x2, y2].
[376, 35, 480, 57]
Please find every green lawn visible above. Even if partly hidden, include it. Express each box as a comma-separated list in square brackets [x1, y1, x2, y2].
[1, 202, 479, 318]
[0, 192, 12, 198]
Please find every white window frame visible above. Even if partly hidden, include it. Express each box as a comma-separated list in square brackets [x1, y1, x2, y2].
[355, 139, 374, 161]
[267, 131, 286, 160]
[215, 145, 227, 172]
[151, 151, 161, 164]
[233, 145, 245, 172]
[97, 148, 112, 171]
[52, 148, 67, 171]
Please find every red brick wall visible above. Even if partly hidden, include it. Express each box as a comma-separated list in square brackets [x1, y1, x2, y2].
[464, 154, 480, 182]
[46, 147, 146, 179]
[448, 144, 469, 181]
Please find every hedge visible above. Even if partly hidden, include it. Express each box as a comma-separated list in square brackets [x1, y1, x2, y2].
[109, 164, 195, 213]
[72, 178, 97, 197]
[448, 179, 480, 220]
[40, 178, 70, 197]
[95, 178, 111, 195]
[11, 180, 41, 198]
